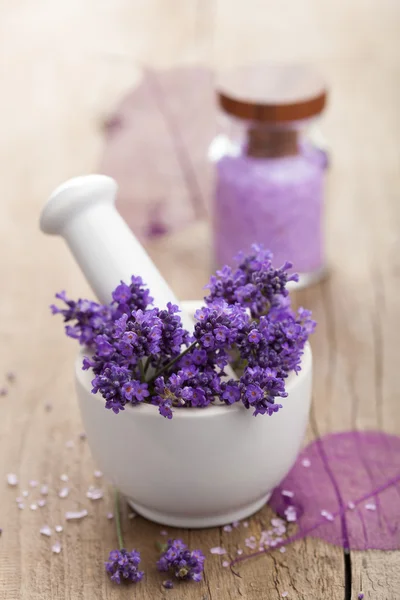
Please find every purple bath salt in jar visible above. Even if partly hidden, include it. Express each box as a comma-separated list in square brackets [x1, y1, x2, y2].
[210, 64, 329, 288]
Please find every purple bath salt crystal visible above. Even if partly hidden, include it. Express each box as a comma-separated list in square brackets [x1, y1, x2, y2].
[40, 525, 52, 537]
[358, 594, 364, 600]
[86, 487, 104, 501]
[210, 546, 226, 555]
[284, 506, 297, 523]
[222, 560, 230, 568]
[65, 509, 88, 521]
[321, 510, 334, 522]
[6, 473, 18, 486]
[38, 499, 46, 508]
[52, 541, 62, 554]
[223, 524, 232, 532]
[281, 490, 294, 498]
[162, 580, 174, 589]
[213, 145, 325, 275]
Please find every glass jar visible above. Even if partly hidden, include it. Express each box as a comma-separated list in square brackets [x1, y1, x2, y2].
[210, 64, 329, 288]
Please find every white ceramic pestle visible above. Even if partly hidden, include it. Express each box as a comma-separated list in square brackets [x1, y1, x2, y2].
[40, 175, 194, 331]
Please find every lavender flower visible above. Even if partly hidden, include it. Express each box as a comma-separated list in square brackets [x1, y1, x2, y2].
[157, 539, 205, 582]
[53, 248, 315, 419]
[105, 549, 144, 584]
[112, 275, 153, 317]
[51, 292, 113, 346]
[91, 363, 130, 413]
[105, 489, 144, 585]
[205, 244, 298, 318]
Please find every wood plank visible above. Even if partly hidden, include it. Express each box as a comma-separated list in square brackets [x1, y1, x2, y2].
[0, 0, 399, 598]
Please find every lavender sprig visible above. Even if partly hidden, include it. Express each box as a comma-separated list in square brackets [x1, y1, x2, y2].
[52, 246, 315, 418]
[104, 490, 144, 585]
[157, 538, 205, 582]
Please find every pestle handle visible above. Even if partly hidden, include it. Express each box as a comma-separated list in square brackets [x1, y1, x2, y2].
[40, 175, 194, 331]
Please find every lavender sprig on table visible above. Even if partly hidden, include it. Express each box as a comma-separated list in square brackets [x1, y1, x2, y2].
[104, 490, 144, 585]
[157, 538, 205, 582]
[52, 245, 315, 418]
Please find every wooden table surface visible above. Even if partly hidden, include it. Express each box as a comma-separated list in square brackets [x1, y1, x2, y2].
[1, 1, 399, 599]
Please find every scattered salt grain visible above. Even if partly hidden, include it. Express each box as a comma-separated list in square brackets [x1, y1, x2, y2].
[160, 530, 168, 536]
[282, 593, 288, 598]
[6, 372, 15, 383]
[94, 470, 103, 478]
[347, 501, 355, 510]
[281, 490, 294, 498]
[60, 474, 69, 482]
[301, 458, 311, 468]
[271, 518, 285, 528]
[0, 387, 7, 396]
[237, 548, 243, 555]
[243, 521, 249, 528]
[107, 513, 114, 520]
[52, 541, 62, 554]
[86, 487, 104, 501]
[22, 490, 29, 497]
[16, 496, 23, 503]
[210, 547, 226, 555]
[223, 525, 232, 532]
[40, 525, 52, 537]
[65, 440, 74, 449]
[38, 499, 46, 508]
[365, 503, 376, 511]
[44, 403, 53, 412]
[128, 512, 137, 520]
[65, 509, 88, 521]
[232, 520, 240, 528]
[58, 487, 69, 499]
[55, 525, 63, 533]
[280, 547, 286, 553]
[7, 473, 18, 486]
[284, 506, 297, 522]
[245, 536, 257, 550]
[17, 503, 24, 510]
[222, 561, 230, 568]
[321, 510, 334, 522]
[79, 432, 87, 440]
[40, 485, 49, 495]
[30, 504, 38, 511]
[29, 480, 38, 488]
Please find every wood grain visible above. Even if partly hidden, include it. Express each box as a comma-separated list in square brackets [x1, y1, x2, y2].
[0, 1, 399, 599]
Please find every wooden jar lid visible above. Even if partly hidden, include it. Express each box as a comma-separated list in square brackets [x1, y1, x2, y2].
[217, 64, 327, 123]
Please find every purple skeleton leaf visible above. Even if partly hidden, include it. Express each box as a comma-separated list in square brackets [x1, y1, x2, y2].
[231, 431, 400, 569]
[269, 431, 400, 551]
[100, 67, 213, 240]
